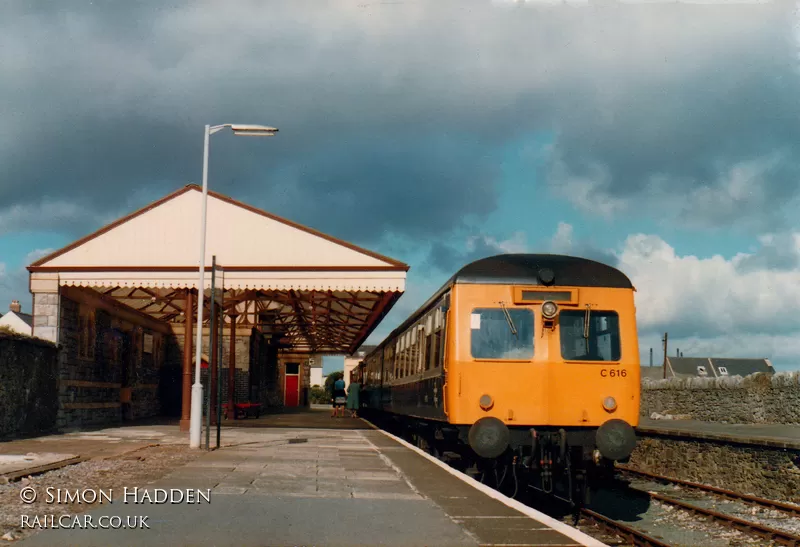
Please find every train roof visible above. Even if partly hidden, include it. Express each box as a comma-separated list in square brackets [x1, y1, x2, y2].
[449, 254, 633, 289]
[362, 254, 633, 359]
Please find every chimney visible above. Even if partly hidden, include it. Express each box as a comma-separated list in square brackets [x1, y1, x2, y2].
[9, 300, 21, 313]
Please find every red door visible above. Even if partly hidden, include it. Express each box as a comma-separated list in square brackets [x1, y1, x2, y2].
[284, 373, 299, 407]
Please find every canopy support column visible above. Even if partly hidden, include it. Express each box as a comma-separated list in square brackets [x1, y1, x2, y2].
[228, 313, 239, 418]
[180, 288, 194, 431]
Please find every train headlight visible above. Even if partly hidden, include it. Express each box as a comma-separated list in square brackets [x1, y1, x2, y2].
[541, 300, 558, 319]
[602, 396, 617, 412]
[479, 394, 494, 411]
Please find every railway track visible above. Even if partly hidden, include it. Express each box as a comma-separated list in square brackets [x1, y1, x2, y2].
[579, 508, 671, 547]
[617, 466, 800, 517]
[614, 467, 800, 547]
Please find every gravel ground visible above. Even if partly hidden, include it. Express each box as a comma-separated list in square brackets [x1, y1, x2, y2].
[556, 480, 787, 547]
[632, 479, 800, 539]
[0, 445, 200, 544]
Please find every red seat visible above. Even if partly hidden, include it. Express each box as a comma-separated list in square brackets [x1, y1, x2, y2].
[222, 402, 262, 419]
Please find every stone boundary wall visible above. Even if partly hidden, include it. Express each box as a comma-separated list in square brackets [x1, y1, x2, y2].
[641, 372, 800, 424]
[628, 436, 800, 503]
[0, 332, 59, 440]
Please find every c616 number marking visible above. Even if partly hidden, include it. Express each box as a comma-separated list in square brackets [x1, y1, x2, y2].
[601, 369, 627, 378]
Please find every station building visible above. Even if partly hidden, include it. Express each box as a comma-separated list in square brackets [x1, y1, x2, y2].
[27, 185, 407, 431]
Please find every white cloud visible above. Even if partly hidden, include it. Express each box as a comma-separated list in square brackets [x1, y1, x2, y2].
[549, 222, 574, 252]
[23, 248, 55, 265]
[547, 157, 629, 219]
[538, 224, 800, 368]
[545, 222, 616, 264]
[467, 231, 528, 254]
[619, 233, 800, 335]
[615, 232, 800, 369]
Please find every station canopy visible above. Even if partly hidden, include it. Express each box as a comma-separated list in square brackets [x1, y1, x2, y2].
[28, 185, 407, 353]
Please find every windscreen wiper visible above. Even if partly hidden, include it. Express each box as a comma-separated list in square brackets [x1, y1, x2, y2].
[584, 305, 591, 353]
[500, 302, 518, 337]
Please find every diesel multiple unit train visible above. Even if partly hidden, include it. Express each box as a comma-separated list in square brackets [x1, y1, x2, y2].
[354, 253, 640, 507]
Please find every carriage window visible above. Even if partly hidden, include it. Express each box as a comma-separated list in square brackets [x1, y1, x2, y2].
[560, 311, 621, 362]
[470, 308, 534, 360]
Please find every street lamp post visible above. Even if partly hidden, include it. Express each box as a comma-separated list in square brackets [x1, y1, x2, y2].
[189, 123, 278, 449]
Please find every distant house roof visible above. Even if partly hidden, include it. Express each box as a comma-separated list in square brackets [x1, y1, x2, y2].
[710, 358, 774, 377]
[16, 312, 33, 328]
[664, 357, 774, 379]
[0, 310, 33, 335]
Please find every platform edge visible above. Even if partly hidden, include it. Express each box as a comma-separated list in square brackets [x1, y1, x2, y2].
[363, 419, 609, 547]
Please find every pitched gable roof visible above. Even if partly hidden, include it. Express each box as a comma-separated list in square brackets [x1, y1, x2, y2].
[30, 185, 408, 271]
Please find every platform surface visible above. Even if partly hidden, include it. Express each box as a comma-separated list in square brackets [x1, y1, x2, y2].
[637, 417, 800, 449]
[18, 420, 600, 547]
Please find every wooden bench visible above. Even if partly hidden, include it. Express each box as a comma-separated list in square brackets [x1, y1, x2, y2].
[222, 402, 262, 420]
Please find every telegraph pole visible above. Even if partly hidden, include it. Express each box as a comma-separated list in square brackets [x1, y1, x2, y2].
[662, 332, 669, 379]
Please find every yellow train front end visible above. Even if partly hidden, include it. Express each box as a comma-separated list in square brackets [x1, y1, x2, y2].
[440, 259, 640, 503]
[448, 283, 640, 431]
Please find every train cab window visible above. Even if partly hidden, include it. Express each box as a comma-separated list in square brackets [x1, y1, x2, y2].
[470, 308, 534, 360]
[560, 310, 621, 362]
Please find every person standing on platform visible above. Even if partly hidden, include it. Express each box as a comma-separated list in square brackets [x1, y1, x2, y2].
[346, 376, 360, 418]
[332, 376, 347, 418]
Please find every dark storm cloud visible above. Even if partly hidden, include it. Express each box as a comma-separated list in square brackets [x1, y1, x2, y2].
[421, 221, 618, 276]
[1, 0, 798, 245]
[542, 2, 800, 228]
[424, 239, 506, 274]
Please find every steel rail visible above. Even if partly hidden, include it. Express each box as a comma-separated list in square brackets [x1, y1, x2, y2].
[579, 508, 671, 547]
[618, 466, 800, 517]
[646, 491, 800, 546]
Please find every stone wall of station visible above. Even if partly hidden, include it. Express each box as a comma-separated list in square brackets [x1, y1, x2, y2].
[628, 435, 800, 504]
[56, 288, 170, 431]
[0, 331, 59, 440]
[640, 372, 800, 424]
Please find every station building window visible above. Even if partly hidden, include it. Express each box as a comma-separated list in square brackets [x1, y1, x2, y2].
[78, 305, 96, 361]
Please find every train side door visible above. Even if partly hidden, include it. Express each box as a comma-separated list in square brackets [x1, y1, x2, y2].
[439, 294, 450, 417]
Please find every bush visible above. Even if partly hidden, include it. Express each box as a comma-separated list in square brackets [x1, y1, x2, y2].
[310, 386, 329, 404]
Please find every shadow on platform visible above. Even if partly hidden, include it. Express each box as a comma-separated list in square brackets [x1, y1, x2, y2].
[220, 406, 371, 430]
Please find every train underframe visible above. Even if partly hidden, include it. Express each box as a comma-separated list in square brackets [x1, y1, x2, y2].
[363, 410, 634, 515]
